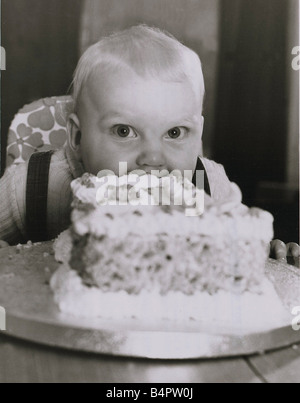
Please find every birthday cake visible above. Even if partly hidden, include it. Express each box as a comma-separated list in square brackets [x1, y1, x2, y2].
[50, 172, 288, 330]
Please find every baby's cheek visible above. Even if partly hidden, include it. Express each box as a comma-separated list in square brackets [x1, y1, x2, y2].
[80, 145, 102, 174]
[84, 148, 123, 175]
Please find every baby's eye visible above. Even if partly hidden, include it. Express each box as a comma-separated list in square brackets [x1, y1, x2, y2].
[113, 125, 136, 138]
[167, 127, 188, 139]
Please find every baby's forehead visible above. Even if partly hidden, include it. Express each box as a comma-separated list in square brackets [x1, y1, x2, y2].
[73, 26, 205, 115]
[79, 65, 204, 112]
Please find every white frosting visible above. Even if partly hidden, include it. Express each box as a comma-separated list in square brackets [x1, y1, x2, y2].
[53, 230, 72, 264]
[70, 173, 274, 243]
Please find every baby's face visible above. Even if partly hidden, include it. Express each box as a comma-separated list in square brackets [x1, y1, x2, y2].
[72, 68, 204, 176]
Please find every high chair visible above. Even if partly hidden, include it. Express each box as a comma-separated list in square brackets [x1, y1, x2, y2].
[6, 95, 73, 167]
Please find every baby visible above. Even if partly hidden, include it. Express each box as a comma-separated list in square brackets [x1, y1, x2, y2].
[0, 25, 298, 264]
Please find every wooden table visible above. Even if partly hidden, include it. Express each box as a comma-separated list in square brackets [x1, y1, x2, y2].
[0, 332, 300, 383]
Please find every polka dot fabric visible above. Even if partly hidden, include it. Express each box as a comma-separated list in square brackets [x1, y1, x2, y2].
[6, 96, 74, 167]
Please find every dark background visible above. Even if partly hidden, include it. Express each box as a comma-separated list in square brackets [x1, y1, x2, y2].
[1, 0, 82, 172]
[214, 0, 299, 243]
[1, 0, 299, 242]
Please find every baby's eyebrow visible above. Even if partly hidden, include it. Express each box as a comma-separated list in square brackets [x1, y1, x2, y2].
[99, 111, 200, 126]
[100, 111, 126, 121]
[176, 115, 199, 125]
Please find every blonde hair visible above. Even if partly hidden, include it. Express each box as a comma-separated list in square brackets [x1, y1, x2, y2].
[72, 25, 205, 111]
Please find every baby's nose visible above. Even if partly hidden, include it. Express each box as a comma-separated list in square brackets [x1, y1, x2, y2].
[136, 140, 166, 170]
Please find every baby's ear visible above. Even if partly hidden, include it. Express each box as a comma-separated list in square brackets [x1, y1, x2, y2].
[67, 113, 82, 160]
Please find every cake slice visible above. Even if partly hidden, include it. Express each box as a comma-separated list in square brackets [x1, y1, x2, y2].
[50, 172, 289, 330]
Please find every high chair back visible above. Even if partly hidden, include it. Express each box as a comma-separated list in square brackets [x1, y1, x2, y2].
[6, 95, 74, 167]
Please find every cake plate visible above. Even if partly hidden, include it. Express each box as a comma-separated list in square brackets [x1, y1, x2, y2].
[0, 242, 299, 360]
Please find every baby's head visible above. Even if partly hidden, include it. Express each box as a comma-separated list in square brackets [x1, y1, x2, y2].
[68, 25, 205, 176]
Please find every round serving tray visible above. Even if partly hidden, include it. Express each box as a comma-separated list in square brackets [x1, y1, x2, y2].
[0, 242, 299, 359]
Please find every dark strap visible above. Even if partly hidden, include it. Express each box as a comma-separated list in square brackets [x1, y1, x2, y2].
[26, 151, 54, 242]
[192, 158, 211, 196]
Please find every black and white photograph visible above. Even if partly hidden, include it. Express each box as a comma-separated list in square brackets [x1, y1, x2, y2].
[0, 0, 299, 384]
